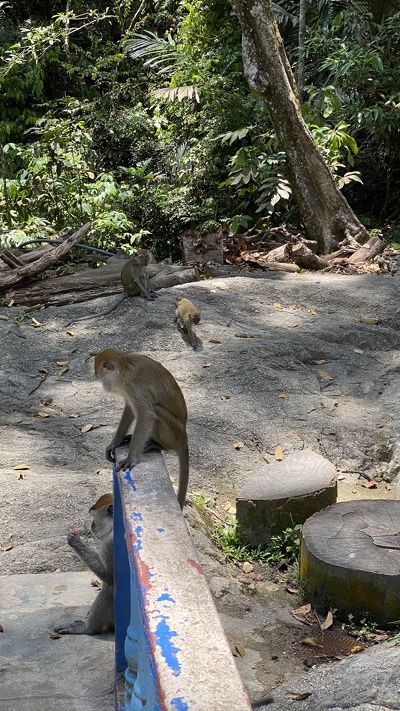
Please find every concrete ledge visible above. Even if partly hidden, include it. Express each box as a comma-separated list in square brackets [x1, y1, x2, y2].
[236, 449, 337, 547]
[0, 572, 114, 711]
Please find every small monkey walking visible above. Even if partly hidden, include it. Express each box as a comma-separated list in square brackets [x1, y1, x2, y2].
[175, 296, 201, 349]
[54, 493, 114, 635]
[66, 250, 158, 326]
[95, 348, 189, 509]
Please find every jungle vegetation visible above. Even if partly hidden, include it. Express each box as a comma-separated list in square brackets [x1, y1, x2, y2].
[1, 0, 400, 257]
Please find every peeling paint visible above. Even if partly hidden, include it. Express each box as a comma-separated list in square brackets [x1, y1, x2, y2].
[123, 470, 137, 491]
[157, 592, 175, 604]
[156, 527, 165, 533]
[170, 697, 189, 711]
[155, 617, 181, 675]
[187, 558, 203, 575]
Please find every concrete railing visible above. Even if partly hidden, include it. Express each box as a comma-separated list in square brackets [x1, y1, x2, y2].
[113, 447, 252, 711]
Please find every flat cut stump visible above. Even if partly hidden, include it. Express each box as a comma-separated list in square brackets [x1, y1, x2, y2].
[300, 500, 400, 626]
[236, 449, 337, 547]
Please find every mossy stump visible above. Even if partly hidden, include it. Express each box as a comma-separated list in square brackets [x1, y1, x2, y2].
[236, 449, 337, 547]
[300, 499, 400, 626]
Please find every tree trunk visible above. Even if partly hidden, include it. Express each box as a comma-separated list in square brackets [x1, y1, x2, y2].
[229, 0, 369, 254]
[297, 0, 307, 104]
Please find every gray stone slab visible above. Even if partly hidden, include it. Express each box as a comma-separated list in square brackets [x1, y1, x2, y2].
[237, 449, 337, 546]
[0, 572, 114, 711]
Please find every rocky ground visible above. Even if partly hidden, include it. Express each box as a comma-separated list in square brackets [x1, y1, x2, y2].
[1, 266, 400, 708]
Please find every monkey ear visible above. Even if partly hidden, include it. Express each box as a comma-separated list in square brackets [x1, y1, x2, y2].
[103, 361, 114, 371]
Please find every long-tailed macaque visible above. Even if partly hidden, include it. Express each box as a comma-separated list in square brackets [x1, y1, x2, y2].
[54, 493, 114, 635]
[66, 250, 158, 326]
[94, 348, 189, 509]
[175, 296, 201, 349]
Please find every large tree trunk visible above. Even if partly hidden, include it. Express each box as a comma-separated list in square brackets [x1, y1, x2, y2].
[229, 0, 369, 254]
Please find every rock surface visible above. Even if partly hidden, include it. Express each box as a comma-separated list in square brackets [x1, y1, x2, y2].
[1, 268, 400, 707]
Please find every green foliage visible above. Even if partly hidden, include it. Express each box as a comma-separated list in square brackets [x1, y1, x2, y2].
[211, 517, 301, 565]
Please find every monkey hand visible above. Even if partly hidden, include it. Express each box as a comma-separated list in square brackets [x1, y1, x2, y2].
[67, 530, 82, 548]
[105, 443, 116, 462]
[146, 291, 159, 301]
[116, 455, 140, 473]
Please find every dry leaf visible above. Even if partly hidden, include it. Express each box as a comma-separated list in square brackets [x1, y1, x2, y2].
[69, 412, 80, 418]
[273, 302, 283, 309]
[209, 339, 221, 344]
[206, 294, 216, 300]
[311, 359, 327, 365]
[320, 610, 334, 630]
[13, 464, 31, 471]
[50, 633, 62, 639]
[286, 587, 299, 595]
[318, 370, 334, 380]
[362, 481, 377, 489]
[0, 544, 13, 551]
[292, 433, 303, 441]
[0, 315, 9, 321]
[56, 360, 70, 366]
[239, 577, 251, 585]
[242, 562, 253, 574]
[223, 501, 233, 511]
[275, 445, 284, 461]
[66, 330, 75, 336]
[91, 578, 102, 588]
[234, 644, 246, 657]
[350, 644, 365, 654]
[220, 395, 230, 400]
[385, 484, 392, 491]
[277, 393, 288, 398]
[39, 397, 53, 406]
[262, 454, 271, 463]
[301, 636, 323, 648]
[234, 333, 261, 339]
[233, 441, 244, 450]
[35, 411, 51, 418]
[31, 318, 43, 327]
[15, 471, 26, 480]
[359, 316, 379, 325]
[292, 603, 311, 615]
[202, 361, 211, 368]
[59, 366, 69, 376]
[308, 308, 318, 315]
[81, 424, 94, 433]
[284, 691, 312, 701]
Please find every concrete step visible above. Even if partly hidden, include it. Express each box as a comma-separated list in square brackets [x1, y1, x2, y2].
[0, 572, 114, 711]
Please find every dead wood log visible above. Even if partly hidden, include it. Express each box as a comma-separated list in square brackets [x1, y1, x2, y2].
[291, 243, 328, 270]
[264, 244, 290, 262]
[10, 260, 198, 308]
[0, 224, 91, 292]
[0, 249, 25, 268]
[347, 234, 384, 264]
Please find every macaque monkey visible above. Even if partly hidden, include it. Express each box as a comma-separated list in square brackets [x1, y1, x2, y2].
[54, 493, 114, 635]
[66, 250, 158, 326]
[94, 348, 189, 509]
[175, 296, 201, 349]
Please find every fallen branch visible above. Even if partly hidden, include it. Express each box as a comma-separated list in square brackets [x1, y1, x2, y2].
[0, 223, 91, 292]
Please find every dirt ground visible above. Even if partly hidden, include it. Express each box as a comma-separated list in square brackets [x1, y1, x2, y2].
[1, 266, 400, 702]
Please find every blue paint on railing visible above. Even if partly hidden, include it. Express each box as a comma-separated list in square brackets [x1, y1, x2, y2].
[170, 697, 189, 711]
[157, 592, 175, 604]
[155, 617, 181, 675]
[130, 511, 143, 522]
[123, 471, 137, 491]
[156, 527, 165, 533]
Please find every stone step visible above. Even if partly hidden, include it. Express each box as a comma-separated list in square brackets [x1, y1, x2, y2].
[0, 572, 114, 711]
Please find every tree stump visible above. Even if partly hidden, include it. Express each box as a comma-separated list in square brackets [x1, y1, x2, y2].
[236, 450, 337, 547]
[300, 500, 400, 626]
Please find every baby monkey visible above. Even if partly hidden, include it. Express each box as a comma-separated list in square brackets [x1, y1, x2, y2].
[95, 348, 189, 509]
[54, 493, 114, 635]
[175, 295, 201, 349]
[67, 249, 158, 326]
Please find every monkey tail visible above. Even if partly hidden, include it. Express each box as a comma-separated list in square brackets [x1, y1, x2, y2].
[66, 293, 128, 327]
[177, 439, 189, 509]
